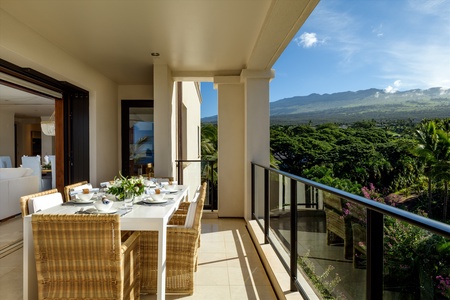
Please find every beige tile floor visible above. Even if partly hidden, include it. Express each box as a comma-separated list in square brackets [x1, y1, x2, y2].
[0, 216, 277, 300]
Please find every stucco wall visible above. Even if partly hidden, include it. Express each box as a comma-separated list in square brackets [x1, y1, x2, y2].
[182, 82, 201, 160]
[153, 64, 176, 178]
[0, 9, 121, 186]
[40, 115, 55, 157]
[0, 110, 15, 165]
[217, 82, 245, 217]
[181, 81, 202, 201]
[0, 10, 201, 189]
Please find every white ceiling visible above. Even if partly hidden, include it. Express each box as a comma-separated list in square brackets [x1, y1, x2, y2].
[0, 0, 318, 116]
[0, 84, 54, 118]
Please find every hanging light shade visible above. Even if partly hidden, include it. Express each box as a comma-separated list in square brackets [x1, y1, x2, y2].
[41, 112, 55, 136]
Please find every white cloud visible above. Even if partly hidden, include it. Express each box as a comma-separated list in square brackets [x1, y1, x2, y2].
[384, 86, 394, 93]
[375, 1, 450, 90]
[408, 0, 450, 16]
[381, 40, 450, 90]
[440, 87, 450, 95]
[295, 32, 320, 48]
[372, 24, 384, 37]
[384, 80, 402, 93]
[302, 3, 364, 69]
[290, 0, 450, 93]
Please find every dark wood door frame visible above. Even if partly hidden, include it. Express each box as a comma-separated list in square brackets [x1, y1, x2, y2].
[0, 59, 89, 192]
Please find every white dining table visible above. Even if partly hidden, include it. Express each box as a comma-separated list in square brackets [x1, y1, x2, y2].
[23, 185, 189, 300]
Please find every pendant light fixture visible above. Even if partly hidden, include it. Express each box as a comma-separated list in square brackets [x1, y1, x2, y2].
[41, 112, 55, 136]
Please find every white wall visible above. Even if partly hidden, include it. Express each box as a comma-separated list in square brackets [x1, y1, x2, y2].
[0, 110, 15, 165]
[14, 118, 41, 163]
[181, 82, 202, 201]
[0, 9, 121, 186]
[118, 85, 154, 101]
[153, 64, 175, 178]
[0, 10, 200, 189]
[181, 82, 201, 160]
[40, 115, 55, 157]
[217, 79, 245, 217]
[242, 70, 272, 220]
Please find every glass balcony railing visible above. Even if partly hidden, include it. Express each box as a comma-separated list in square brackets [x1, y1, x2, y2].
[251, 162, 450, 300]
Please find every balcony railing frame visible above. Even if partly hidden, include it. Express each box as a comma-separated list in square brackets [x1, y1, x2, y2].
[175, 159, 217, 211]
[251, 162, 450, 300]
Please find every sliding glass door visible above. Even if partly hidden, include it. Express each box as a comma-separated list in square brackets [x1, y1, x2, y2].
[121, 100, 154, 177]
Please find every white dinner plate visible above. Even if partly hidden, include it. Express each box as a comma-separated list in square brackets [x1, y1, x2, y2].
[143, 198, 168, 204]
[71, 199, 95, 204]
[95, 209, 118, 214]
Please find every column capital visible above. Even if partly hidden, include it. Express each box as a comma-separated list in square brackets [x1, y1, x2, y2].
[240, 69, 275, 82]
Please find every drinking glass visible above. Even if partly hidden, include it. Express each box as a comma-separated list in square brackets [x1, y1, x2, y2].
[123, 191, 134, 209]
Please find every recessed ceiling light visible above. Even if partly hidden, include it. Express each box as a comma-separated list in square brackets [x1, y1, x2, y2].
[151, 52, 160, 57]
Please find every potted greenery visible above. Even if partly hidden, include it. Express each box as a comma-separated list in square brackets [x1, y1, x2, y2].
[106, 172, 145, 201]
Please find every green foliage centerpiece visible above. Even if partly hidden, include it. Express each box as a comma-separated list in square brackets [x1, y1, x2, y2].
[106, 172, 145, 201]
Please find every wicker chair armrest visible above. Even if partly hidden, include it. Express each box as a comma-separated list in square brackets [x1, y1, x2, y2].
[167, 227, 200, 255]
[121, 231, 141, 298]
[121, 231, 140, 254]
[167, 224, 183, 228]
[167, 227, 199, 246]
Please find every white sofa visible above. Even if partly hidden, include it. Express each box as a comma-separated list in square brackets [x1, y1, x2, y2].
[0, 168, 40, 220]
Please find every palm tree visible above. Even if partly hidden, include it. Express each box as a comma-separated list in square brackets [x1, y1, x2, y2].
[413, 120, 450, 219]
[201, 124, 217, 159]
[200, 124, 218, 185]
[413, 121, 439, 215]
[433, 129, 450, 221]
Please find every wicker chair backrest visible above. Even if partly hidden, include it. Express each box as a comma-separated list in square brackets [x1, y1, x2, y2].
[192, 182, 207, 231]
[63, 181, 88, 202]
[31, 214, 124, 299]
[20, 189, 59, 217]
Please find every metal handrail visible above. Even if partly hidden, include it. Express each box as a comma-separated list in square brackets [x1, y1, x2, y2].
[252, 162, 450, 238]
[251, 162, 450, 300]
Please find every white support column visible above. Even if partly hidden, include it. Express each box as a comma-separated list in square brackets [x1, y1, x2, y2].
[153, 64, 176, 178]
[215, 76, 245, 217]
[215, 70, 273, 219]
[241, 69, 274, 220]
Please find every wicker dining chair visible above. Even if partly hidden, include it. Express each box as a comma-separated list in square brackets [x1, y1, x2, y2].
[63, 181, 89, 202]
[140, 182, 207, 295]
[31, 214, 140, 300]
[168, 184, 202, 226]
[20, 189, 59, 217]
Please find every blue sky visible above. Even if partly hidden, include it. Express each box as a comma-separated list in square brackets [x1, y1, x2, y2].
[201, 0, 450, 118]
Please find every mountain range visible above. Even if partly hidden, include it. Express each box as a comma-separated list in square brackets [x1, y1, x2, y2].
[202, 87, 450, 125]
